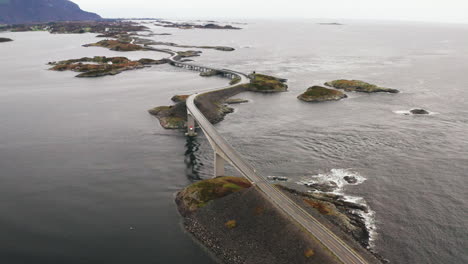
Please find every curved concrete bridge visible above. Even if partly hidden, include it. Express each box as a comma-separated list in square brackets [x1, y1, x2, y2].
[153, 46, 370, 264]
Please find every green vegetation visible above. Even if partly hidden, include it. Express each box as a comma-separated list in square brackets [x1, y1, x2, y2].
[0, 0, 11, 5]
[148, 101, 188, 129]
[297, 86, 347, 102]
[325, 79, 399, 93]
[229, 76, 241, 85]
[243, 73, 288, 93]
[176, 176, 252, 214]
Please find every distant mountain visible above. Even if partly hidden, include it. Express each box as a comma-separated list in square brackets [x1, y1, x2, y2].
[0, 0, 101, 24]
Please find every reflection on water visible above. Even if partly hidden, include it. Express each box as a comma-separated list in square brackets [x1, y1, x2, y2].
[185, 136, 204, 181]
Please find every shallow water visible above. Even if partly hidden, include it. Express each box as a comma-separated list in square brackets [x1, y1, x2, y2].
[1, 19, 468, 264]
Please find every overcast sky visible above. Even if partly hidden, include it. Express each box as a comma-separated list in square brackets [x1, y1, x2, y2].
[74, 0, 468, 24]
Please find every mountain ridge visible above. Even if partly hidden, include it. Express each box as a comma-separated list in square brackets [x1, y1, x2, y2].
[0, 0, 101, 24]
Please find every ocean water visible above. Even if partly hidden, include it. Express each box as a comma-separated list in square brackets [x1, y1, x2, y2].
[1, 19, 468, 264]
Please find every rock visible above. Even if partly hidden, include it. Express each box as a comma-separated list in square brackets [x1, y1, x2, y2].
[243, 73, 288, 93]
[148, 102, 188, 129]
[177, 50, 202, 58]
[138, 58, 168, 65]
[267, 176, 288, 181]
[410, 109, 429, 115]
[171, 94, 190, 103]
[318, 23, 344, 25]
[48, 56, 162, 78]
[225, 98, 248, 104]
[304, 181, 338, 192]
[0, 37, 13, 43]
[325, 80, 399, 93]
[298, 86, 347, 102]
[175, 176, 252, 216]
[344, 176, 358, 184]
[83, 40, 145, 51]
[200, 70, 221, 77]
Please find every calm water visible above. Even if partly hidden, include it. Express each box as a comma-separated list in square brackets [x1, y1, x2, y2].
[1, 19, 468, 264]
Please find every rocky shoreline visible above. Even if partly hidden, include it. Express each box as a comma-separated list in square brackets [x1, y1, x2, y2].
[176, 177, 383, 264]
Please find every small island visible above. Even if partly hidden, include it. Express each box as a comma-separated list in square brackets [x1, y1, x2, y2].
[243, 73, 288, 93]
[298, 86, 347, 102]
[410, 109, 429, 115]
[83, 39, 146, 51]
[48, 56, 167, 77]
[176, 177, 382, 264]
[149, 73, 288, 129]
[0, 37, 13, 42]
[154, 20, 242, 30]
[325, 80, 399, 93]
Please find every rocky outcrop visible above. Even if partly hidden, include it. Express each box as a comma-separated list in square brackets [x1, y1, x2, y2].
[410, 109, 429, 115]
[225, 98, 248, 104]
[0, 0, 101, 24]
[0, 37, 12, 42]
[148, 103, 187, 129]
[83, 40, 146, 51]
[298, 86, 347, 102]
[155, 20, 241, 30]
[175, 176, 252, 216]
[200, 69, 222, 77]
[171, 94, 190, 103]
[176, 179, 381, 264]
[325, 80, 399, 93]
[243, 74, 288, 93]
[177, 50, 202, 58]
[48, 56, 167, 77]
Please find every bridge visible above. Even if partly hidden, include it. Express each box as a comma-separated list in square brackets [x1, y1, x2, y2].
[153, 46, 370, 264]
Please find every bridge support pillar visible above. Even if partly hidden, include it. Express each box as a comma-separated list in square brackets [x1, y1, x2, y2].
[214, 152, 225, 177]
[186, 113, 197, 137]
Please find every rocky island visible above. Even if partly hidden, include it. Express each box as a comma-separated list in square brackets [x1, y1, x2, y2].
[0, 37, 12, 42]
[83, 39, 147, 51]
[325, 80, 399, 93]
[410, 109, 430, 115]
[243, 73, 288, 93]
[176, 177, 382, 264]
[298, 86, 347, 102]
[154, 20, 242, 30]
[149, 73, 288, 129]
[48, 56, 167, 77]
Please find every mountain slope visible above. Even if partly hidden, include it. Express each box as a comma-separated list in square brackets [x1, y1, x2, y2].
[0, 0, 101, 24]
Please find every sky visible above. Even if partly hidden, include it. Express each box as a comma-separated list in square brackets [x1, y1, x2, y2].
[74, 0, 468, 24]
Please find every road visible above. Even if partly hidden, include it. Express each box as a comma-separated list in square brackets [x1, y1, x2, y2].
[153, 46, 370, 264]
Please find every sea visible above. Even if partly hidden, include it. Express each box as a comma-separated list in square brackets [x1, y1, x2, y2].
[0, 18, 467, 264]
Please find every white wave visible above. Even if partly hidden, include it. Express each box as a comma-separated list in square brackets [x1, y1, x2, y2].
[298, 168, 366, 194]
[297, 169, 377, 247]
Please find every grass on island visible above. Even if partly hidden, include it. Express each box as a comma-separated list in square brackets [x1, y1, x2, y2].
[302, 86, 343, 97]
[325, 80, 399, 93]
[244, 73, 288, 92]
[177, 176, 252, 213]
